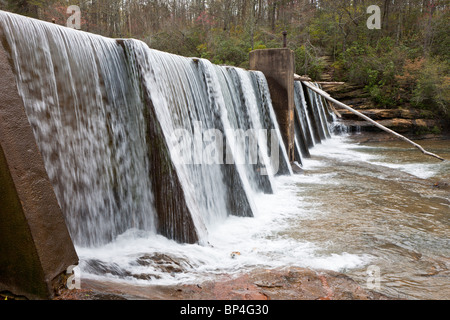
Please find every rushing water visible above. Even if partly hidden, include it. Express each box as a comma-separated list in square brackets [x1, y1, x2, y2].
[283, 137, 450, 300]
[0, 11, 156, 247]
[77, 136, 449, 300]
[1, 10, 289, 247]
[1, 10, 448, 300]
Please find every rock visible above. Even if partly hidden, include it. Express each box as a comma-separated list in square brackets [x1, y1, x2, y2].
[230, 252, 241, 259]
[135, 253, 191, 274]
[337, 118, 441, 134]
[69, 267, 395, 300]
[324, 81, 446, 137]
[433, 181, 449, 190]
[83, 259, 132, 278]
[131, 273, 161, 281]
[338, 109, 435, 122]
[378, 119, 417, 133]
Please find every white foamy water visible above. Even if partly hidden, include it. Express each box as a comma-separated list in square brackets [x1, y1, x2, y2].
[73, 133, 450, 300]
[307, 136, 380, 163]
[370, 162, 442, 179]
[77, 136, 375, 286]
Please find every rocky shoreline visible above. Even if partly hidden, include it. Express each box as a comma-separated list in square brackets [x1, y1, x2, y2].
[54, 267, 393, 300]
[324, 83, 448, 138]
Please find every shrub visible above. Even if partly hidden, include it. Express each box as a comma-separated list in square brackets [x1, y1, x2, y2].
[294, 45, 325, 80]
[211, 36, 248, 66]
[412, 58, 450, 119]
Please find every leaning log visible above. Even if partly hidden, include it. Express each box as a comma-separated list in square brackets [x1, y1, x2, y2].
[315, 82, 346, 85]
[294, 74, 312, 82]
[301, 81, 446, 162]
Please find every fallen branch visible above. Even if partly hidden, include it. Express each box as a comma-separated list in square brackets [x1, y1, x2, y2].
[302, 81, 446, 162]
[315, 82, 346, 85]
[327, 102, 342, 118]
[294, 74, 312, 82]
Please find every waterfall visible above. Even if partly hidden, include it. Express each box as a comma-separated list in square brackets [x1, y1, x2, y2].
[314, 83, 332, 139]
[293, 81, 336, 166]
[250, 71, 293, 178]
[294, 82, 312, 163]
[221, 67, 291, 192]
[0, 10, 300, 248]
[295, 82, 316, 148]
[127, 43, 258, 236]
[0, 11, 156, 247]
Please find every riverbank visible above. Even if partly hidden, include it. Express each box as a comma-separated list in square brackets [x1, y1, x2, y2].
[55, 266, 393, 300]
[323, 82, 449, 138]
[345, 131, 450, 144]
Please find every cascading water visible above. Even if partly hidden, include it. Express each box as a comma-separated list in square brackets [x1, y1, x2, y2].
[251, 71, 293, 178]
[0, 10, 309, 248]
[294, 82, 313, 163]
[221, 66, 292, 193]
[314, 83, 332, 140]
[295, 82, 316, 148]
[0, 11, 156, 247]
[293, 81, 338, 166]
[310, 88, 328, 141]
[2, 11, 447, 301]
[0, 10, 354, 288]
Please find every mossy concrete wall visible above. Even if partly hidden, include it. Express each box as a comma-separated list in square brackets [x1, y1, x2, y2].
[0, 33, 78, 300]
[250, 49, 295, 163]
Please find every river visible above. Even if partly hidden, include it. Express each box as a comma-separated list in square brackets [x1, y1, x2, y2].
[77, 134, 449, 300]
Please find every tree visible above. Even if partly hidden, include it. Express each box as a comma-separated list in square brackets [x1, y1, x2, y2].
[4, 0, 42, 17]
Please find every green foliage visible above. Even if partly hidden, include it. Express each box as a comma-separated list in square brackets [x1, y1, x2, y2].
[148, 28, 203, 58]
[336, 38, 419, 108]
[212, 36, 248, 66]
[341, 38, 404, 86]
[4, 0, 41, 17]
[150, 27, 254, 68]
[196, 43, 210, 59]
[428, 10, 450, 61]
[294, 45, 325, 80]
[252, 43, 267, 51]
[415, 125, 442, 136]
[367, 85, 396, 107]
[412, 58, 450, 119]
[430, 125, 442, 135]
[3, 0, 449, 130]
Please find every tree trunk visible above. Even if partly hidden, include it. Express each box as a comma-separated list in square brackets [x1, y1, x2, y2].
[270, 1, 277, 31]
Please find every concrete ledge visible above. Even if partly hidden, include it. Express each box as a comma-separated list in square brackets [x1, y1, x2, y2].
[250, 49, 295, 162]
[0, 30, 78, 300]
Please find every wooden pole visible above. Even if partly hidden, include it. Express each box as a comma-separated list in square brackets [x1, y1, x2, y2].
[301, 81, 446, 162]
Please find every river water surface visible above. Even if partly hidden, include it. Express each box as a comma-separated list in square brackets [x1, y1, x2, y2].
[283, 136, 449, 300]
[78, 135, 449, 300]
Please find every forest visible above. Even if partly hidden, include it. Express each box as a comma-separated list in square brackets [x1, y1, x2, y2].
[1, 0, 449, 125]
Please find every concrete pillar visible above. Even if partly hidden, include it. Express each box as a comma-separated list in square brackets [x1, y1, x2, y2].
[249, 48, 295, 163]
[0, 35, 78, 299]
